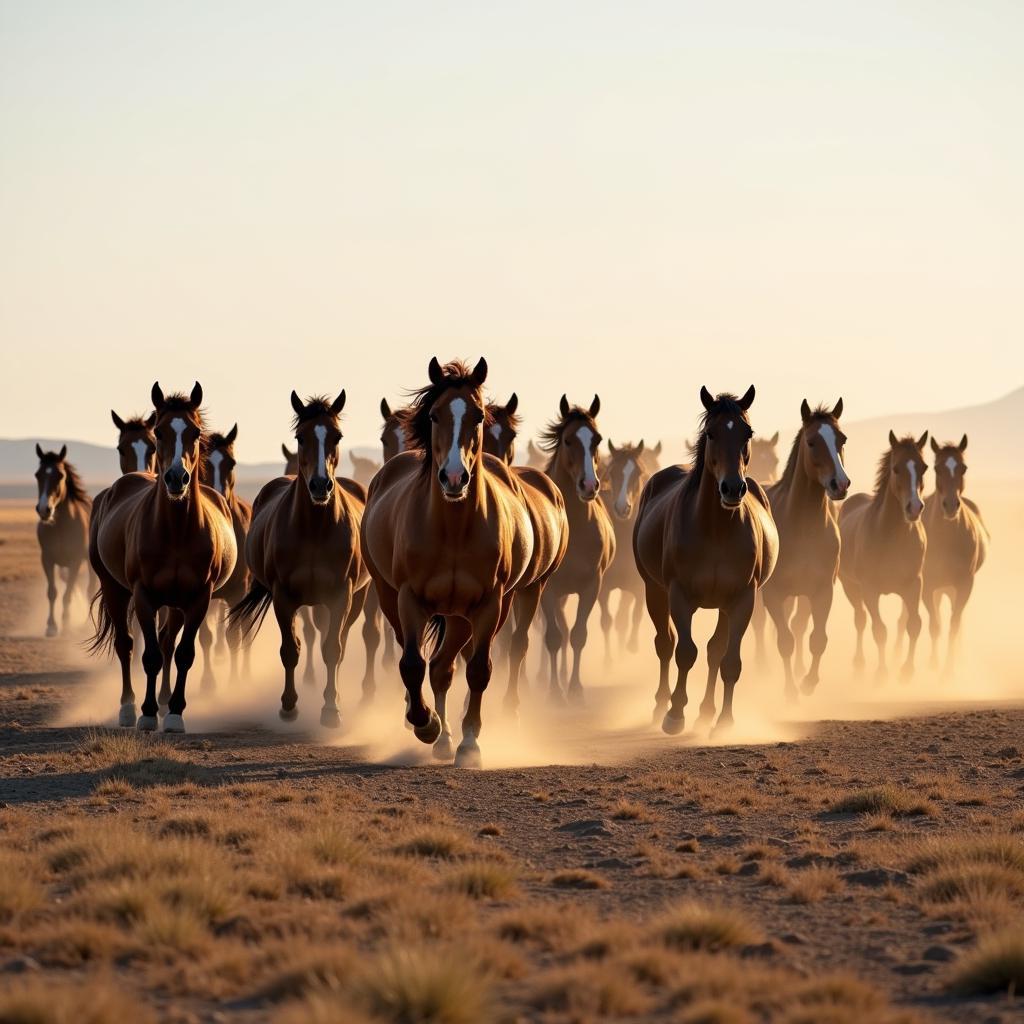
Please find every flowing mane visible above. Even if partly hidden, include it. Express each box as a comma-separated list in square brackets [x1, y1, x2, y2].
[119, 414, 154, 432]
[539, 405, 596, 474]
[871, 436, 920, 506]
[405, 361, 486, 474]
[290, 395, 341, 429]
[486, 400, 520, 432]
[777, 405, 834, 488]
[62, 462, 91, 508]
[681, 393, 748, 499]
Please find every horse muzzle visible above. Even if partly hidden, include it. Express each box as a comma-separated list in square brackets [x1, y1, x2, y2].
[719, 478, 747, 509]
[904, 501, 924, 523]
[307, 476, 334, 504]
[438, 468, 469, 501]
[614, 501, 633, 520]
[827, 477, 851, 501]
[942, 498, 961, 519]
[36, 505, 54, 523]
[163, 468, 190, 500]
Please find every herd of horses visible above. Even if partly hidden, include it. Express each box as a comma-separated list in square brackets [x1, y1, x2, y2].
[32, 359, 988, 766]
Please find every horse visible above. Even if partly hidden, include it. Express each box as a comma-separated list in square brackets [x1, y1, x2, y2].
[350, 452, 381, 488]
[639, 440, 663, 477]
[483, 393, 519, 464]
[750, 432, 781, 484]
[538, 395, 616, 703]
[921, 435, 988, 675]
[361, 358, 567, 767]
[230, 390, 369, 727]
[34, 445, 91, 636]
[379, 398, 410, 462]
[758, 400, 850, 701]
[89, 382, 237, 732]
[111, 410, 157, 475]
[525, 439, 548, 470]
[281, 443, 299, 474]
[838, 431, 928, 680]
[633, 387, 778, 735]
[597, 440, 650, 660]
[280, 443, 320, 683]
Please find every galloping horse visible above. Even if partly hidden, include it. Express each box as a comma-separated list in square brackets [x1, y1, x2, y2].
[759, 400, 850, 701]
[231, 390, 369, 726]
[483, 393, 520, 464]
[597, 440, 650, 659]
[922, 435, 988, 674]
[838, 431, 928, 680]
[34, 445, 91, 636]
[89, 383, 237, 731]
[361, 358, 567, 766]
[634, 387, 778, 734]
[538, 395, 615, 703]
[280, 443, 319, 683]
[750, 432, 781, 484]
[111, 411, 157, 475]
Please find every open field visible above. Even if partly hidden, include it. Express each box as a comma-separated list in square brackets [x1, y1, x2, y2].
[1, 497, 1022, 1023]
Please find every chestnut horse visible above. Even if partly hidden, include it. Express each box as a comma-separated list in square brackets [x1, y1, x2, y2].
[838, 431, 929, 680]
[89, 383, 237, 731]
[34, 445, 91, 636]
[597, 440, 650, 660]
[361, 358, 567, 767]
[634, 387, 778, 734]
[922, 435, 988, 674]
[538, 395, 616, 703]
[483, 393, 520, 464]
[111, 410, 157, 475]
[759, 400, 851, 701]
[230, 390, 369, 726]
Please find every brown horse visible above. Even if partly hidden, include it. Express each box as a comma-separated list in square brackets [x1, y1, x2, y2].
[34, 445, 91, 636]
[750, 432, 781, 484]
[483, 393, 520, 464]
[525, 439, 547, 470]
[89, 383, 237, 731]
[597, 440, 650, 659]
[281, 443, 299, 474]
[280, 443, 320, 683]
[361, 358, 567, 766]
[639, 440, 663, 477]
[759, 400, 850, 701]
[111, 410, 157, 475]
[922, 435, 988, 675]
[838, 431, 929, 680]
[538, 395, 616, 703]
[230, 390, 369, 727]
[634, 387, 778, 734]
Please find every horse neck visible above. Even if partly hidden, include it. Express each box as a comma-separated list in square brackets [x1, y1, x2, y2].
[422, 461, 488, 527]
[153, 474, 205, 534]
[688, 462, 732, 530]
[779, 453, 828, 520]
[289, 475, 342, 529]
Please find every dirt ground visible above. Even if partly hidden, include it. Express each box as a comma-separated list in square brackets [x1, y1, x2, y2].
[1, 497, 1022, 1023]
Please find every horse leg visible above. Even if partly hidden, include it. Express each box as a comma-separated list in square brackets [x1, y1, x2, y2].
[897, 579, 923, 681]
[300, 606, 317, 686]
[864, 591, 888, 682]
[628, 586, 644, 653]
[359, 584, 382, 707]
[597, 587, 613, 668]
[272, 594, 300, 721]
[164, 590, 213, 732]
[714, 588, 755, 735]
[158, 608, 182, 711]
[945, 579, 973, 679]
[226, 608, 243, 684]
[198, 611, 215, 693]
[841, 578, 867, 674]
[505, 583, 542, 720]
[397, 584, 441, 743]
[61, 559, 81, 633]
[614, 590, 631, 655]
[98, 577, 136, 726]
[214, 604, 228, 659]
[133, 590, 164, 731]
[800, 586, 834, 696]
[662, 582, 697, 735]
[430, 617, 473, 760]
[750, 591, 767, 667]
[763, 588, 797, 703]
[457, 595, 505, 768]
[791, 596, 811, 679]
[644, 579, 675, 723]
[567, 581, 599, 704]
[42, 556, 58, 637]
[540, 586, 567, 704]
[923, 584, 941, 671]
[319, 587, 352, 729]
[695, 610, 729, 729]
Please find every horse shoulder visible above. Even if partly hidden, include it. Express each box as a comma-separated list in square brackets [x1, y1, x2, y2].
[338, 476, 367, 508]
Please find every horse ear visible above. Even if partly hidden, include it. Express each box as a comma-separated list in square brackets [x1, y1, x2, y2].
[470, 357, 488, 386]
[35, 443, 44, 459]
[290, 391, 305, 417]
[589, 394, 601, 417]
[58, 445, 67, 461]
[800, 399, 811, 423]
[226, 423, 238, 444]
[637, 439, 645, 453]
[888, 429, 898, 447]
[654, 440, 662, 455]
[959, 433, 968, 452]
[151, 382, 165, 409]
[189, 382, 203, 408]
[506, 392, 518, 415]
[428, 357, 444, 384]
[832, 397, 844, 420]
[700, 386, 714, 411]
[281, 443, 292, 459]
[380, 398, 391, 419]
[111, 410, 125, 430]
[559, 394, 570, 417]
[917, 431, 929, 450]
[930, 436, 940, 455]
[145, 411, 156, 429]
[738, 385, 755, 411]
[607, 439, 617, 454]
[330, 389, 347, 415]
[769, 430, 780, 445]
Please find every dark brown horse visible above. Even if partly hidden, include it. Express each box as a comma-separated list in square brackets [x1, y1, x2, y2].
[634, 387, 778, 734]
[89, 383, 237, 731]
[230, 391, 369, 727]
[538, 395, 616, 703]
[483, 393, 520, 464]
[759, 400, 850, 701]
[34, 445, 91, 636]
[922, 435, 988, 675]
[597, 440, 650, 659]
[111, 410, 157, 475]
[838, 432, 929, 680]
[361, 358, 567, 766]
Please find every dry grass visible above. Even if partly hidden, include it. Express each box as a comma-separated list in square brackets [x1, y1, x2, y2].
[550, 867, 609, 890]
[949, 926, 1024, 995]
[829, 784, 935, 817]
[443, 861, 518, 900]
[653, 901, 760, 952]
[785, 865, 844, 905]
[0, 977, 156, 1024]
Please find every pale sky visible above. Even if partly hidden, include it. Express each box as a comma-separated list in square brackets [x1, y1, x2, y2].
[2, 1, 1022, 459]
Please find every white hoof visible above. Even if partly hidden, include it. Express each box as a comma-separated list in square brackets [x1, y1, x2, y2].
[136, 715, 158, 732]
[454, 740, 482, 769]
[118, 704, 137, 728]
[163, 714, 186, 733]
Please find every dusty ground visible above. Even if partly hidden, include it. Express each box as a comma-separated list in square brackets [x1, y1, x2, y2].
[1, 499, 1022, 1024]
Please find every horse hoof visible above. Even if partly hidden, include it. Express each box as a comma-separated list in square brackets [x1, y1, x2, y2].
[45, 623, 58, 638]
[413, 710, 442, 745]
[711, 718, 733, 739]
[136, 715, 159, 732]
[662, 711, 685, 736]
[319, 708, 341, 729]
[799, 677, 817, 696]
[163, 714, 186, 734]
[118, 704, 138, 728]
[454, 742, 482, 769]
[279, 706, 299, 722]
[432, 735, 455, 760]
[694, 710, 715, 732]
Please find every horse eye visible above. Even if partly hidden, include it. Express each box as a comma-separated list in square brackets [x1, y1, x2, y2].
[430, 413, 438, 424]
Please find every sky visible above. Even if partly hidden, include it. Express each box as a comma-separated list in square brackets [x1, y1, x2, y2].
[2, 1, 1022, 459]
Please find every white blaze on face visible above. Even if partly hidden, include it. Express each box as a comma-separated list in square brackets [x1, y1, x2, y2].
[37, 467, 53, 516]
[393, 425, 405, 454]
[443, 399, 467, 484]
[208, 449, 225, 493]
[615, 458, 636, 516]
[817, 424, 850, 491]
[132, 439, 149, 472]
[726, 421, 734, 430]
[576, 426, 597, 492]
[170, 417, 187, 473]
[945, 456, 958, 477]
[489, 423, 503, 442]
[314, 425, 328, 478]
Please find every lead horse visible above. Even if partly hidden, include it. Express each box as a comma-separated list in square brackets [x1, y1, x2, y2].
[634, 387, 778, 734]
[361, 358, 566, 767]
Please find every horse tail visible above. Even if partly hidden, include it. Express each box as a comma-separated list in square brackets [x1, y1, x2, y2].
[422, 615, 446, 660]
[228, 580, 273, 640]
[86, 586, 118, 657]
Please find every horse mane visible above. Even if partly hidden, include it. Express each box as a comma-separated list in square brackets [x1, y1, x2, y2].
[291, 395, 341, 429]
[119, 414, 153, 432]
[62, 461, 91, 507]
[681, 393, 748, 499]
[539, 406, 596, 474]
[405, 361, 485, 473]
[871, 436, 918, 505]
[486, 401, 520, 432]
[778, 405, 833, 488]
